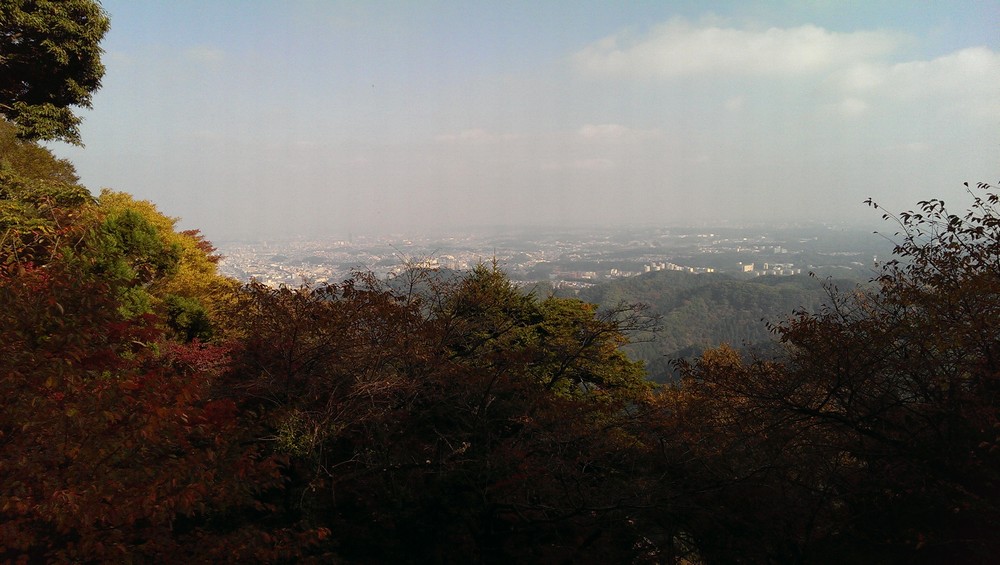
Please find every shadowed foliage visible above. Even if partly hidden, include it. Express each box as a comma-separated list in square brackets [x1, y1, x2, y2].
[0, 0, 110, 144]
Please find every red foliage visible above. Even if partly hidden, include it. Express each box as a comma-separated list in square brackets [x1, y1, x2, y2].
[0, 262, 296, 562]
[180, 229, 222, 264]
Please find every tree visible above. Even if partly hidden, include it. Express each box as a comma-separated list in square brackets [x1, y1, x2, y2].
[89, 190, 236, 336]
[218, 265, 659, 563]
[0, 136, 316, 559]
[0, 0, 110, 144]
[664, 182, 1000, 563]
[0, 120, 92, 272]
[0, 119, 78, 183]
[436, 261, 655, 400]
[0, 251, 307, 562]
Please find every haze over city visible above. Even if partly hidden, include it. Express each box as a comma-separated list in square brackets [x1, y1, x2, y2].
[53, 0, 999, 241]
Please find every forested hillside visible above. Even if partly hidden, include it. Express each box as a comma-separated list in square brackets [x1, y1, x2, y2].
[1, 118, 655, 560]
[568, 270, 858, 381]
[2, 3, 999, 563]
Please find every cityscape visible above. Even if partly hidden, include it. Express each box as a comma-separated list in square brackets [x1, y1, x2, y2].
[216, 223, 891, 289]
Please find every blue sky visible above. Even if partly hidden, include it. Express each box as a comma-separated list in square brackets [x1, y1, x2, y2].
[54, 1, 1000, 240]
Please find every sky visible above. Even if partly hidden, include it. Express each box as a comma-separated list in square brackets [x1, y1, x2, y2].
[52, 1, 1000, 241]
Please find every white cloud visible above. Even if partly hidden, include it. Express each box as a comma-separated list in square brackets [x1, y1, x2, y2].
[571, 18, 999, 127]
[828, 63, 885, 92]
[573, 18, 901, 78]
[828, 46, 1000, 119]
[885, 47, 1000, 117]
[889, 47, 998, 88]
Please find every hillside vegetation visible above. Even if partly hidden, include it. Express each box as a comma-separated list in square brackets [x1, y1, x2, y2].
[569, 270, 858, 381]
[2, 4, 999, 562]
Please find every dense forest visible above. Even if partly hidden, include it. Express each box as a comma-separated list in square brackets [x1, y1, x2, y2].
[2, 3, 999, 563]
[567, 270, 855, 382]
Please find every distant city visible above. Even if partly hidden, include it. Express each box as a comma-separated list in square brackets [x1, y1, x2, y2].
[217, 224, 893, 289]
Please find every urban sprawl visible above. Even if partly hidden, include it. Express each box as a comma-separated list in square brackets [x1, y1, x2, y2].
[217, 224, 887, 289]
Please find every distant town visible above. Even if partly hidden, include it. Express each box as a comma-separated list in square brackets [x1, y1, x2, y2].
[217, 224, 892, 289]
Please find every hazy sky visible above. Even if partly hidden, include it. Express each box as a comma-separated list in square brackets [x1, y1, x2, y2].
[53, 1, 999, 241]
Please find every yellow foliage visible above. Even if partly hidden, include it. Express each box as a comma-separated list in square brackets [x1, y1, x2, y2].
[95, 190, 236, 333]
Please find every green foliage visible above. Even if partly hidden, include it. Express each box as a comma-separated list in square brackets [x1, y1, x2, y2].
[0, 122, 93, 306]
[531, 296, 651, 399]
[92, 208, 182, 284]
[0, 120, 79, 182]
[0, 158, 91, 270]
[573, 270, 843, 381]
[219, 265, 655, 562]
[438, 261, 544, 357]
[164, 293, 213, 342]
[439, 262, 653, 399]
[83, 207, 180, 317]
[0, 0, 110, 144]
[1, 172, 229, 335]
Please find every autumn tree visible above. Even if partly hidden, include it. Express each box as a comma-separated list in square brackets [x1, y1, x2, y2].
[0, 130, 307, 561]
[413, 263, 657, 562]
[218, 265, 660, 563]
[0, 120, 92, 271]
[90, 190, 236, 338]
[0, 0, 110, 144]
[0, 235, 322, 561]
[664, 182, 1000, 564]
[0, 4, 337, 559]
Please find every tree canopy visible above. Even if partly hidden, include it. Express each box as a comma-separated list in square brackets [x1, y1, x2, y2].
[3, 128, 999, 560]
[0, 0, 110, 144]
[3, 4, 1000, 561]
[0, 131, 658, 559]
[663, 182, 1000, 563]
